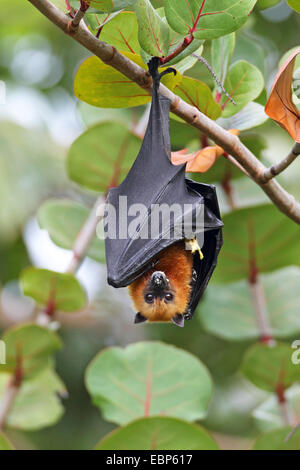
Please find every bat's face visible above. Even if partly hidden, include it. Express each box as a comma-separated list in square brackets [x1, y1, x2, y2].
[129, 270, 189, 327]
[128, 241, 193, 327]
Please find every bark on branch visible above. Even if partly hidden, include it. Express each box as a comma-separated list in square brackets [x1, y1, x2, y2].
[27, 0, 300, 224]
[259, 142, 300, 184]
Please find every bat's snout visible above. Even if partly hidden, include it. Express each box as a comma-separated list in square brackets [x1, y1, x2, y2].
[150, 271, 169, 290]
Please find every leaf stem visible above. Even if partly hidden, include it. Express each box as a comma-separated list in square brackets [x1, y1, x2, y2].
[160, 33, 193, 65]
[276, 383, 297, 427]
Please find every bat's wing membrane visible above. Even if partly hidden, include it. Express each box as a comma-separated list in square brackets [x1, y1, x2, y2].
[105, 58, 223, 316]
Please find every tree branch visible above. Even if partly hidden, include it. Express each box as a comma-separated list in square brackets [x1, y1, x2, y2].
[27, 0, 300, 224]
[259, 142, 300, 184]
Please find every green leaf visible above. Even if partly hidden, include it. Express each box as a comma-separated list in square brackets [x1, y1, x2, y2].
[164, 0, 257, 40]
[221, 60, 264, 117]
[0, 369, 66, 431]
[20, 268, 87, 312]
[67, 121, 141, 192]
[88, 12, 140, 54]
[173, 76, 221, 122]
[212, 204, 300, 284]
[217, 102, 268, 131]
[0, 433, 13, 450]
[287, 0, 300, 13]
[86, 0, 137, 12]
[38, 199, 105, 264]
[86, 341, 212, 425]
[211, 32, 235, 87]
[135, 0, 169, 57]
[160, 15, 204, 67]
[253, 426, 300, 450]
[199, 267, 300, 341]
[241, 342, 300, 392]
[253, 386, 300, 433]
[74, 52, 180, 108]
[1, 324, 62, 378]
[96, 416, 219, 450]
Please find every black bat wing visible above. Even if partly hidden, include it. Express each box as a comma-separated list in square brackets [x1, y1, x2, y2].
[105, 58, 223, 305]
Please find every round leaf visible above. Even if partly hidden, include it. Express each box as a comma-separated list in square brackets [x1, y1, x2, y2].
[212, 203, 300, 284]
[253, 426, 300, 450]
[86, 341, 213, 425]
[1, 324, 62, 378]
[74, 52, 181, 108]
[38, 199, 105, 264]
[67, 122, 141, 192]
[221, 60, 264, 117]
[211, 33, 235, 87]
[135, 0, 170, 57]
[217, 102, 269, 131]
[164, 0, 257, 40]
[20, 268, 87, 312]
[0, 369, 66, 431]
[287, 1, 300, 13]
[96, 417, 219, 450]
[89, 12, 140, 54]
[241, 342, 300, 392]
[199, 267, 300, 341]
[173, 76, 221, 122]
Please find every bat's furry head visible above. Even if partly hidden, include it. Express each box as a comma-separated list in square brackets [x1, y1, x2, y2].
[128, 242, 193, 327]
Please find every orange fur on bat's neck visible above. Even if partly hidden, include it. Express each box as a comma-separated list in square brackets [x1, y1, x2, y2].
[128, 241, 193, 323]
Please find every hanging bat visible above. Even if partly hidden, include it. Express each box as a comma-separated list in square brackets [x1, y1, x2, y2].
[128, 239, 204, 327]
[104, 58, 223, 327]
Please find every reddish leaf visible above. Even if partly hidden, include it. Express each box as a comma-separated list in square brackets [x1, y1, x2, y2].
[265, 47, 300, 142]
[171, 129, 239, 173]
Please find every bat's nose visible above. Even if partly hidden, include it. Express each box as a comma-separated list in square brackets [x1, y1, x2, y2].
[150, 271, 169, 290]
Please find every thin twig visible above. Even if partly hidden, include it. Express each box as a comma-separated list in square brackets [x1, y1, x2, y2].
[191, 53, 236, 105]
[0, 382, 19, 429]
[67, 0, 89, 32]
[66, 196, 106, 274]
[276, 383, 297, 428]
[0, 354, 23, 430]
[259, 142, 300, 184]
[27, 0, 300, 225]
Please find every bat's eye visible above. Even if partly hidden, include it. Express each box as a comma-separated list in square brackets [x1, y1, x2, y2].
[164, 293, 174, 302]
[145, 293, 154, 303]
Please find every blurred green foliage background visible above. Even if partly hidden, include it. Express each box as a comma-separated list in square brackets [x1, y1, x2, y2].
[1, 0, 300, 450]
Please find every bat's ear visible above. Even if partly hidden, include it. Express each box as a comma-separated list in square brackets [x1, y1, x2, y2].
[134, 312, 147, 324]
[171, 314, 185, 328]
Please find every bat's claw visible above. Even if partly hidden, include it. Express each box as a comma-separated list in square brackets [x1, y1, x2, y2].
[184, 308, 193, 321]
[185, 238, 204, 260]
